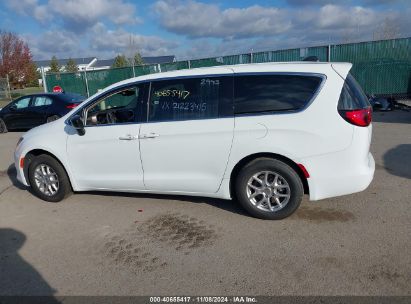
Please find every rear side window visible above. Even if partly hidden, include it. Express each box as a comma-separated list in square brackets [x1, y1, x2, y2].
[148, 76, 232, 123]
[234, 74, 323, 114]
[33, 96, 53, 107]
[338, 73, 370, 110]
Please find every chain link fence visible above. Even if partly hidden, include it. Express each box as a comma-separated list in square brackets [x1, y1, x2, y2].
[45, 37, 411, 99]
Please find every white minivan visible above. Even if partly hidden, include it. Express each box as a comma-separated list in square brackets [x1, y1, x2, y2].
[14, 62, 375, 219]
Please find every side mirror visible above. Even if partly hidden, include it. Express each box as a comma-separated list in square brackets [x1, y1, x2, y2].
[70, 115, 85, 136]
[9, 104, 17, 111]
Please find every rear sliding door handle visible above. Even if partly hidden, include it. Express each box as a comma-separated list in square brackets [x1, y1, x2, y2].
[139, 133, 160, 139]
[119, 134, 138, 140]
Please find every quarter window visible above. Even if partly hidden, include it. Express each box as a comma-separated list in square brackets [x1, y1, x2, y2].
[338, 73, 370, 110]
[234, 74, 323, 114]
[148, 77, 232, 122]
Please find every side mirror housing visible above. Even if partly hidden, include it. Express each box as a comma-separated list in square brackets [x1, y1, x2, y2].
[70, 115, 85, 136]
[9, 104, 17, 111]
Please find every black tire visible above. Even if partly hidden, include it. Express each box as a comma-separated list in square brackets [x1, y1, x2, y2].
[28, 154, 72, 202]
[46, 115, 60, 123]
[0, 118, 8, 133]
[235, 158, 303, 220]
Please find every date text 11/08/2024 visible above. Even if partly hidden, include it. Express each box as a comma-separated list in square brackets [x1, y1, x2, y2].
[149, 296, 257, 303]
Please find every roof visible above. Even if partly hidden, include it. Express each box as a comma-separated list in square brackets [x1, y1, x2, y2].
[19, 92, 85, 99]
[91, 55, 176, 68]
[34, 57, 96, 68]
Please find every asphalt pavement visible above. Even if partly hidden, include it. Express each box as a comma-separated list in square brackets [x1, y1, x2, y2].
[0, 111, 410, 296]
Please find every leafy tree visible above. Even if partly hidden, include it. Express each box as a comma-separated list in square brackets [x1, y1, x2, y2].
[0, 30, 36, 87]
[112, 54, 128, 68]
[49, 56, 60, 73]
[133, 52, 144, 66]
[65, 58, 78, 73]
[26, 62, 40, 87]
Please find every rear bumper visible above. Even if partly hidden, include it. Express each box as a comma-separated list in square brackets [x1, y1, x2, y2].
[305, 151, 375, 201]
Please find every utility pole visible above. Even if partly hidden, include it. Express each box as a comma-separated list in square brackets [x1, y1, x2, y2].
[84, 70, 90, 97]
[40, 67, 47, 92]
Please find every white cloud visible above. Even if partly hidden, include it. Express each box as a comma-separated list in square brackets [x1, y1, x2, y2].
[48, 0, 140, 31]
[23, 30, 82, 59]
[6, 0, 48, 22]
[90, 23, 179, 58]
[154, 0, 411, 47]
[315, 5, 376, 29]
[7, 0, 140, 32]
[153, 1, 290, 39]
[6, 0, 37, 14]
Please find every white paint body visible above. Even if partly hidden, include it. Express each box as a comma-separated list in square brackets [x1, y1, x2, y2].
[15, 62, 375, 201]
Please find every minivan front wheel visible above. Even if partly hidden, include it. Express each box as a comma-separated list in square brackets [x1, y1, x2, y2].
[235, 158, 303, 220]
[28, 154, 71, 202]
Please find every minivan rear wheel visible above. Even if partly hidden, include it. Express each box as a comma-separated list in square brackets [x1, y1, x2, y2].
[235, 158, 303, 220]
[28, 154, 71, 202]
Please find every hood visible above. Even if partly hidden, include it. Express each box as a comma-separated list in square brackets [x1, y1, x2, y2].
[23, 118, 66, 139]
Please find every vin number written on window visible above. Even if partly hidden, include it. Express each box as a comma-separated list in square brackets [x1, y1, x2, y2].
[160, 101, 207, 112]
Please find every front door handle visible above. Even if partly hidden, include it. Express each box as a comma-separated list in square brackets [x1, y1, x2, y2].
[139, 133, 160, 139]
[119, 134, 137, 140]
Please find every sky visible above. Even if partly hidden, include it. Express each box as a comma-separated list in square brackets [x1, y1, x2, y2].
[1, 0, 410, 61]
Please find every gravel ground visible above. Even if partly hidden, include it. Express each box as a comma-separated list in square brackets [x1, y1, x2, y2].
[0, 111, 410, 296]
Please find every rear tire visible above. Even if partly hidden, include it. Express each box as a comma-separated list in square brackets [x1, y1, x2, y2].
[0, 118, 8, 133]
[28, 154, 72, 202]
[235, 158, 303, 220]
[46, 115, 60, 123]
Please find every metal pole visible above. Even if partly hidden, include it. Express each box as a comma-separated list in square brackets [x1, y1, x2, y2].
[41, 67, 47, 92]
[327, 44, 331, 62]
[84, 70, 90, 97]
[157, 63, 161, 73]
[188, 60, 191, 69]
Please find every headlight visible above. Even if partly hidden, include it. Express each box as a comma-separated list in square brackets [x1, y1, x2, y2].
[16, 137, 24, 148]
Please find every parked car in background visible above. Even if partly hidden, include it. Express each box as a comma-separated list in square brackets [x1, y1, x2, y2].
[14, 62, 374, 220]
[0, 93, 85, 133]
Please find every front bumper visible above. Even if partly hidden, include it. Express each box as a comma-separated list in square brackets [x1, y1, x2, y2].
[14, 149, 29, 186]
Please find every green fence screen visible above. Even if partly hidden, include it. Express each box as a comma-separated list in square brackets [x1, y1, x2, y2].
[45, 37, 411, 99]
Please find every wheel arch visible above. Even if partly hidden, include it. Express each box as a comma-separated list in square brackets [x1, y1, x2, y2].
[24, 149, 73, 190]
[229, 152, 309, 199]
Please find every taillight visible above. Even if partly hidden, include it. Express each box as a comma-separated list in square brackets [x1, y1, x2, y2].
[66, 103, 79, 109]
[339, 106, 372, 127]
